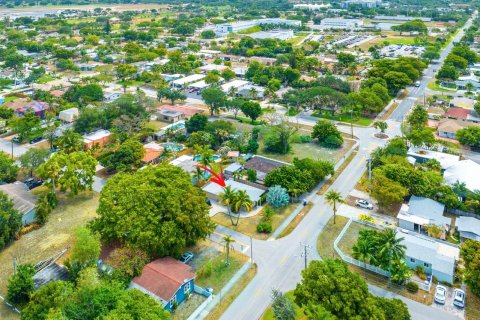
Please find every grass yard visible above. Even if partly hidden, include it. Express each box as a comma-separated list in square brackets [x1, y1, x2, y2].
[466, 287, 480, 320]
[145, 120, 171, 130]
[311, 111, 374, 126]
[117, 80, 145, 87]
[337, 221, 376, 255]
[207, 264, 257, 320]
[317, 215, 349, 260]
[4, 96, 19, 103]
[427, 80, 457, 92]
[195, 250, 249, 292]
[286, 36, 305, 46]
[36, 75, 56, 84]
[211, 204, 298, 240]
[0, 191, 99, 320]
[261, 291, 307, 320]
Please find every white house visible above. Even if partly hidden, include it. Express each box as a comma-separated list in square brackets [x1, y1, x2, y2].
[320, 18, 364, 29]
[443, 160, 480, 192]
[202, 179, 266, 208]
[397, 196, 450, 235]
[456, 216, 480, 241]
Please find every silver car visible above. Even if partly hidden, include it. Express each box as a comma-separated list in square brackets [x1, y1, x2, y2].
[453, 289, 465, 308]
[355, 199, 373, 210]
[434, 285, 447, 304]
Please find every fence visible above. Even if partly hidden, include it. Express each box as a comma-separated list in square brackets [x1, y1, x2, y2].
[447, 208, 480, 218]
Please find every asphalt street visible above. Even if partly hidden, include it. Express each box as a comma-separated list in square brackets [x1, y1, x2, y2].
[218, 17, 475, 320]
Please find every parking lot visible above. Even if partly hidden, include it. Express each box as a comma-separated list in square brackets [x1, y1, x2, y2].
[431, 285, 465, 319]
[381, 44, 425, 58]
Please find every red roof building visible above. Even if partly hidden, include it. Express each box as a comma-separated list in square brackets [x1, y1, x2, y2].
[130, 257, 195, 310]
[444, 107, 470, 120]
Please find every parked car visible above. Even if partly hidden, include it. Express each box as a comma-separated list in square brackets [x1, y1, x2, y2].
[24, 178, 43, 190]
[453, 289, 465, 308]
[180, 251, 194, 264]
[355, 199, 373, 210]
[29, 136, 43, 144]
[415, 81, 421, 87]
[434, 285, 447, 304]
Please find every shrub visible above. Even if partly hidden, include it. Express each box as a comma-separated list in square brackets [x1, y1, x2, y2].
[406, 282, 419, 293]
[197, 261, 213, 278]
[256, 221, 272, 233]
[266, 185, 290, 208]
[358, 214, 375, 224]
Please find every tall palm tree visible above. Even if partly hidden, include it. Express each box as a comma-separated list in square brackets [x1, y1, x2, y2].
[57, 129, 83, 154]
[232, 170, 243, 181]
[325, 190, 343, 224]
[222, 235, 236, 266]
[192, 167, 205, 186]
[198, 148, 214, 168]
[219, 186, 238, 226]
[352, 238, 372, 276]
[232, 190, 253, 226]
[379, 229, 406, 282]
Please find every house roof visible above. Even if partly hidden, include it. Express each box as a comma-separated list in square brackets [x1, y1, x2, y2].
[132, 257, 195, 302]
[83, 129, 111, 143]
[243, 155, 288, 174]
[397, 196, 450, 227]
[143, 146, 162, 163]
[158, 105, 204, 118]
[407, 147, 460, 170]
[224, 162, 242, 173]
[202, 179, 266, 202]
[443, 160, 480, 192]
[444, 107, 470, 120]
[0, 182, 37, 215]
[33, 263, 69, 290]
[399, 230, 459, 276]
[437, 118, 472, 134]
[456, 216, 480, 240]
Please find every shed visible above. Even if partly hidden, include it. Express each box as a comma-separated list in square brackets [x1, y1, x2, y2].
[59, 107, 79, 123]
[33, 263, 69, 290]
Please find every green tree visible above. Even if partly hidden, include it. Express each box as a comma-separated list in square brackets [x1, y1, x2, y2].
[7, 263, 35, 304]
[265, 166, 315, 196]
[460, 239, 480, 296]
[19, 148, 50, 177]
[456, 126, 480, 147]
[371, 173, 408, 207]
[312, 120, 343, 148]
[90, 165, 214, 257]
[222, 235, 235, 266]
[185, 113, 209, 133]
[437, 65, 458, 81]
[201, 86, 226, 116]
[156, 87, 186, 105]
[101, 139, 145, 172]
[109, 247, 150, 282]
[56, 129, 84, 154]
[65, 227, 100, 283]
[384, 71, 412, 95]
[0, 151, 18, 183]
[21, 281, 73, 320]
[325, 190, 343, 224]
[373, 121, 388, 134]
[407, 128, 435, 147]
[219, 185, 239, 226]
[271, 289, 296, 320]
[232, 189, 253, 213]
[407, 105, 428, 130]
[10, 111, 41, 142]
[116, 64, 138, 82]
[200, 30, 216, 39]
[37, 151, 97, 196]
[0, 191, 22, 250]
[241, 101, 262, 123]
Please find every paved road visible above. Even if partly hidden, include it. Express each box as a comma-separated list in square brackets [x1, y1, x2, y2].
[0, 137, 29, 158]
[218, 17, 475, 320]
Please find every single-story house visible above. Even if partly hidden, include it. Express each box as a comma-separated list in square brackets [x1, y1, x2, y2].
[443, 160, 480, 192]
[202, 179, 266, 208]
[0, 182, 37, 225]
[407, 147, 460, 170]
[33, 263, 69, 290]
[224, 162, 242, 176]
[397, 196, 451, 237]
[456, 216, 480, 241]
[59, 107, 79, 123]
[142, 142, 163, 164]
[437, 118, 475, 139]
[399, 230, 459, 284]
[157, 109, 184, 123]
[130, 257, 195, 311]
[243, 155, 289, 182]
[157, 105, 205, 120]
[444, 106, 471, 120]
[15, 101, 50, 120]
[83, 129, 112, 150]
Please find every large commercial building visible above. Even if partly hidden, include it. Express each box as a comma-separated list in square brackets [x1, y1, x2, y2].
[215, 18, 301, 36]
[319, 18, 364, 29]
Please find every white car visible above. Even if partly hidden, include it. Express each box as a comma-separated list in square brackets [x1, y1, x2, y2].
[355, 199, 373, 210]
[434, 285, 447, 304]
[453, 289, 465, 308]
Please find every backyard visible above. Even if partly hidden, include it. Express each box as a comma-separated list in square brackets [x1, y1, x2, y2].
[311, 111, 374, 126]
[0, 191, 99, 320]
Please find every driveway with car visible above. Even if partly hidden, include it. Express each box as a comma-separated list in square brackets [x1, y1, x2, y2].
[431, 285, 465, 319]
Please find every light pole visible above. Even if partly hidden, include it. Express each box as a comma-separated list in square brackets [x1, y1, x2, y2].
[350, 109, 354, 138]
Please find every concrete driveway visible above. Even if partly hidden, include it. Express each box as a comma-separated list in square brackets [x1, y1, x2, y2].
[0, 137, 30, 157]
[431, 285, 465, 320]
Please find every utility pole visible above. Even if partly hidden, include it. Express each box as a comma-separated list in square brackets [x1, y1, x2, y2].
[300, 242, 311, 269]
[368, 158, 372, 195]
[250, 236, 253, 263]
[350, 109, 354, 138]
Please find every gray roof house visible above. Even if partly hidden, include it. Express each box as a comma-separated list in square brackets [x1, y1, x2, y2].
[397, 196, 451, 237]
[456, 216, 480, 241]
[399, 230, 459, 284]
[202, 179, 266, 208]
[0, 182, 37, 225]
[243, 155, 288, 182]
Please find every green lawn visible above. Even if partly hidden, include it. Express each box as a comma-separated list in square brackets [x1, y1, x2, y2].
[261, 291, 307, 320]
[317, 216, 349, 259]
[427, 80, 457, 92]
[117, 80, 145, 87]
[311, 112, 373, 126]
[4, 96, 19, 103]
[36, 75, 56, 84]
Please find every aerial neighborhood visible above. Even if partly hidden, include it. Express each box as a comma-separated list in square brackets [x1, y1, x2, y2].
[1, 0, 480, 319]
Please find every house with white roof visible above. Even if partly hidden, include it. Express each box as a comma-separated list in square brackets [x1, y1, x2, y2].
[397, 196, 451, 237]
[171, 74, 205, 89]
[399, 229, 459, 284]
[456, 216, 480, 241]
[202, 179, 266, 208]
[443, 160, 480, 192]
[407, 147, 460, 170]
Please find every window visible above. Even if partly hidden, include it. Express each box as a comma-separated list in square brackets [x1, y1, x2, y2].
[424, 262, 430, 268]
[410, 258, 416, 263]
[170, 295, 177, 308]
[184, 281, 191, 294]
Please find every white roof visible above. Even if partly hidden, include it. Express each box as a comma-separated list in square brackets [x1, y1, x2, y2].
[83, 129, 111, 142]
[198, 64, 228, 72]
[202, 179, 265, 202]
[444, 160, 480, 192]
[143, 141, 163, 151]
[59, 107, 79, 115]
[187, 80, 210, 90]
[172, 74, 205, 86]
[407, 147, 460, 170]
[221, 80, 249, 92]
[456, 216, 480, 239]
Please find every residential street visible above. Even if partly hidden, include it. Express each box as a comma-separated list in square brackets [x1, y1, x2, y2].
[218, 17, 474, 320]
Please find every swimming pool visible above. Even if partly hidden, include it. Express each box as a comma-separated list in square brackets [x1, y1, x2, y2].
[160, 143, 185, 152]
[193, 155, 220, 162]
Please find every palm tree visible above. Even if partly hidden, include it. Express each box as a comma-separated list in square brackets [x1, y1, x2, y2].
[373, 121, 388, 134]
[228, 86, 237, 98]
[452, 180, 468, 201]
[57, 129, 83, 154]
[222, 235, 236, 266]
[192, 167, 205, 186]
[219, 186, 238, 226]
[232, 170, 243, 181]
[232, 190, 253, 225]
[325, 190, 344, 224]
[378, 229, 406, 283]
[352, 238, 372, 276]
[198, 147, 214, 168]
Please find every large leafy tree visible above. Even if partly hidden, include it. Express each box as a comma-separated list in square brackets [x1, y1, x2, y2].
[407, 105, 428, 130]
[461, 239, 480, 296]
[10, 111, 41, 142]
[21, 281, 74, 320]
[65, 227, 101, 283]
[18, 148, 50, 177]
[185, 113, 209, 133]
[37, 151, 97, 196]
[90, 165, 214, 257]
[265, 166, 315, 196]
[201, 86, 226, 116]
[456, 126, 480, 147]
[311, 120, 343, 147]
[0, 191, 22, 250]
[156, 87, 186, 105]
[241, 101, 262, 123]
[0, 151, 18, 183]
[294, 259, 394, 320]
[101, 139, 145, 172]
[7, 263, 36, 304]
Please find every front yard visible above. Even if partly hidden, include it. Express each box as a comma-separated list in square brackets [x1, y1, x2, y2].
[311, 111, 374, 126]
